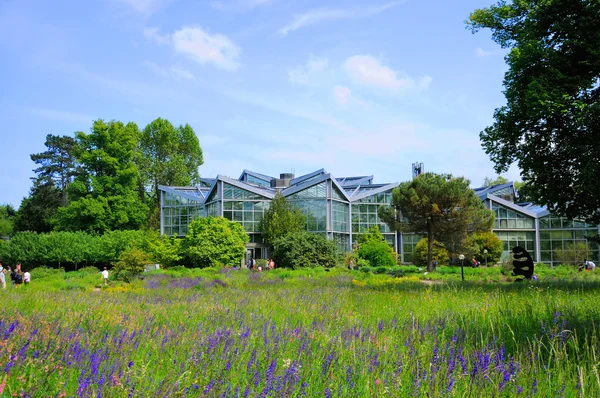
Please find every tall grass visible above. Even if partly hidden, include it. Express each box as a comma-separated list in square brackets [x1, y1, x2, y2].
[1, 268, 600, 396]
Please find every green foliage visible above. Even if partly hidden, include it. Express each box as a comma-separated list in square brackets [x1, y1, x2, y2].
[554, 242, 591, 267]
[273, 231, 337, 269]
[413, 238, 449, 267]
[379, 172, 494, 271]
[356, 225, 385, 245]
[468, 1, 600, 224]
[30, 134, 79, 206]
[465, 232, 504, 265]
[146, 232, 182, 268]
[358, 240, 396, 268]
[14, 182, 62, 233]
[114, 247, 150, 281]
[55, 120, 148, 232]
[0, 204, 16, 237]
[258, 192, 305, 244]
[184, 217, 249, 268]
[482, 176, 509, 187]
[136, 118, 204, 228]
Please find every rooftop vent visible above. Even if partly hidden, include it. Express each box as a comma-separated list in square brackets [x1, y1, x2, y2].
[270, 173, 295, 189]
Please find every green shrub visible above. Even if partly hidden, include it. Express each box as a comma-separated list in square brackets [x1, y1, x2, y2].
[413, 238, 449, 267]
[113, 247, 150, 282]
[358, 240, 396, 268]
[78, 266, 101, 274]
[357, 258, 371, 269]
[465, 231, 503, 265]
[29, 267, 66, 279]
[374, 266, 389, 274]
[184, 217, 249, 268]
[360, 266, 373, 273]
[273, 232, 337, 269]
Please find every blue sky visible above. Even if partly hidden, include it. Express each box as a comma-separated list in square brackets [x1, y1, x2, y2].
[0, 0, 518, 207]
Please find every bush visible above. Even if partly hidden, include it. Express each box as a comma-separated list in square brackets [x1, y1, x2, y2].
[113, 247, 150, 282]
[357, 258, 371, 269]
[360, 266, 373, 273]
[554, 242, 591, 266]
[413, 238, 449, 267]
[465, 231, 503, 265]
[29, 267, 66, 279]
[184, 217, 249, 268]
[273, 232, 337, 269]
[358, 240, 396, 268]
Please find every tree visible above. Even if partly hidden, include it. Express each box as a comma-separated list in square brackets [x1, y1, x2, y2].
[468, 1, 600, 226]
[54, 120, 148, 232]
[554, 242, 591, 267]
[354, 226, 397, 268]
[379, 173, 495, 272]
[272, 231, 337, 269]
[136, 118, 203, 227]
[258, 192, 305, 244]
[30, 134, 79, 206]
[0, 204, 16, 237]
[184, 217, 249, 268]
[482, 176, 508, 187]
[14, 182, 62, 233]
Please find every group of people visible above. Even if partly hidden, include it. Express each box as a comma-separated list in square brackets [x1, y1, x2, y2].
[246, 257, 275, 272]
[0, 261, 31, 289]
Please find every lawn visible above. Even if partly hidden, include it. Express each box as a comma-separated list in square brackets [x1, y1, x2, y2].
[1, 267, 600, 397]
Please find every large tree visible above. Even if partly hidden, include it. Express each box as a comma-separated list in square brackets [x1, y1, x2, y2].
[0, 204, 16, 237]
[136, 118, 203, 227]
[467, 0, 600, 225]
[30, 134, 79, 206]
[14, 182, 62, 233]
[379, 173, 494, 272]
[54, 120, 148, 232]
[258, 192, 305, 244]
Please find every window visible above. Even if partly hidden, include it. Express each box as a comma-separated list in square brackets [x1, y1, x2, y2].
[491, 203, 534, 229]
[223, 183, 268, 200]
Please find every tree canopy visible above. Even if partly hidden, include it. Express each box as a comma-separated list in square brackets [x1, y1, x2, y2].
[54, 120, 148, 232]
[379, 173, 495, 271]
[184, 217, 249, 268]
[258, 192, 305, 244]
[468, 0, 600, 224]
[482, 176, 508, 187]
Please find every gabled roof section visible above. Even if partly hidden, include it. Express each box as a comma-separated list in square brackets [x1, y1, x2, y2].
[474, 182, 516, 200]
[219, 175, 276, 199]
[290, 169, 326, 186]
[336, 175, 374, 187]
[282, 172, 329, 197]
[238, 169, 275, 183]
[486, 194, 539, 218]
[330, 177, 351, 201]
[158, 185, 207, 203]
[350, 183, 399, 202]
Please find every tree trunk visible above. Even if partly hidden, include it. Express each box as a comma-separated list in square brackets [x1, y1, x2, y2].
[427, 226, 434, 272]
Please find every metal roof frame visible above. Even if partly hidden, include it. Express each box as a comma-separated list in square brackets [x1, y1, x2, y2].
[158, 185, 206, 204]
[350, 183, 399, 202]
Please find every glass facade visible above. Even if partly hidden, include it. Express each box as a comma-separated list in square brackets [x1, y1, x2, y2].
[288, 182, 327, 232]
[160, 172, 600, 266]
[492, 203, 535, 229]
[539, 216, 599, 265]
[161, 191, 204, 236]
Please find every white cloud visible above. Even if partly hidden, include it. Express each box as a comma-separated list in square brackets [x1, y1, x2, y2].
[475, 48, 492, 57]
[332, 86, 366, 108]
[143, 61, 196, 80]
[279, 1, 404, 36]
[344, 55, 431, 91]
[211, 0, 273, 11]
[144, 26, 241, 71]
[288, 56, 328, 85]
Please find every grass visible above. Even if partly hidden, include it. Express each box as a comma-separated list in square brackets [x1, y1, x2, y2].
[2, 266, 600, 396]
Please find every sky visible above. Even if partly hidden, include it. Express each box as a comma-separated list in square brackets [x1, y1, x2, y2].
[0, 0, 519, 207]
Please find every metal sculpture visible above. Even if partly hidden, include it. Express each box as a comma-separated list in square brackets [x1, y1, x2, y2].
[512, 246, 534, 281]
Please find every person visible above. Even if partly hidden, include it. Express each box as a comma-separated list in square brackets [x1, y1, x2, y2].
[252, 258, 256, 271]
[246, 257, 252, 270]
[585, 259, 596, 271]
[0, 262, 6, 289]
[23, 270, 31, 285]
[348, 259, 354, 270]
[472, 258, 478, 268]
[269, 259, 275, 270]
[101, 267, 109, 285]
[13, 263, 23, 288]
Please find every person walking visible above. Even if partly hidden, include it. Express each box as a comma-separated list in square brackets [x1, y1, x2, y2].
[0, 262, 6, 289]
[101, 267, 109, 285]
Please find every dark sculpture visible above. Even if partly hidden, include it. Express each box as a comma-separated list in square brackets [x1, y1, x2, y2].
[512, 246, 534, 281]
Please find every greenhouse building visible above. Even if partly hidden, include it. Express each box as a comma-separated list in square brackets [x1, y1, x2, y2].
[159, 169, 600, 265]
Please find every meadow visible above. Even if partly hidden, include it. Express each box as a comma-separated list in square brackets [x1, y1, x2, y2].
[2, 266, 600, 397]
